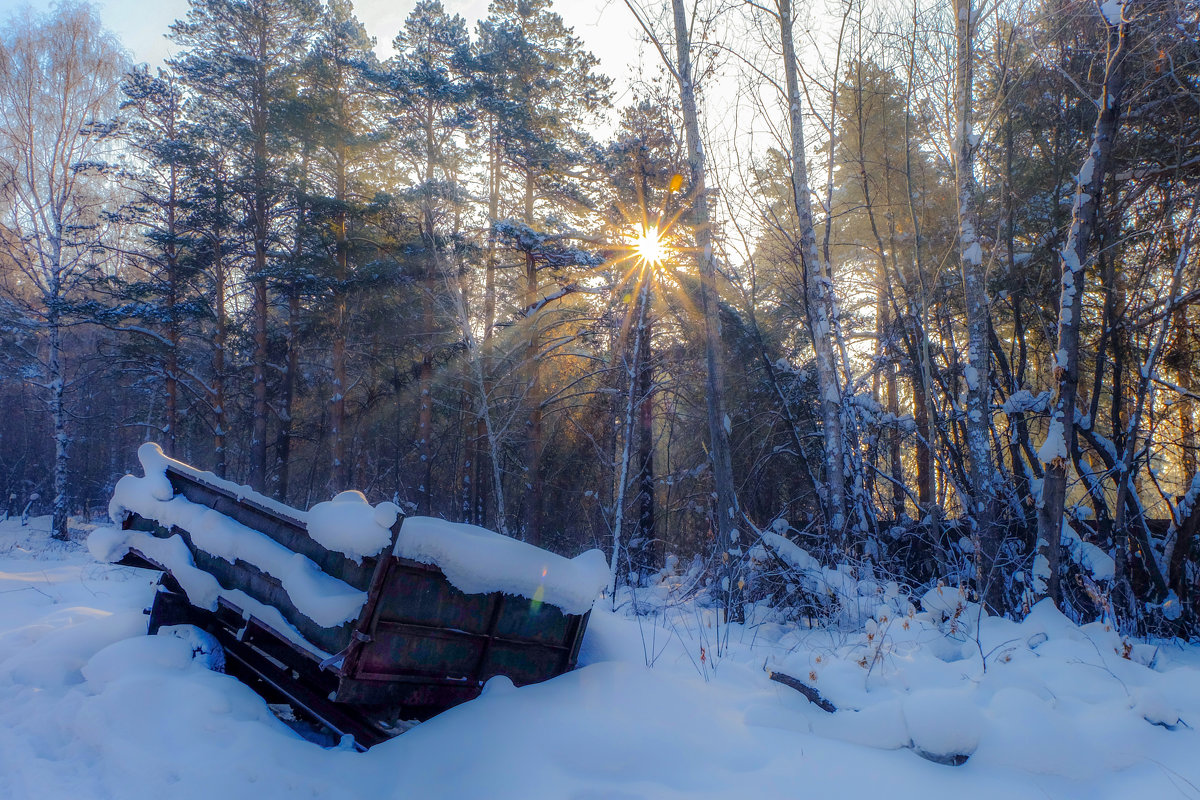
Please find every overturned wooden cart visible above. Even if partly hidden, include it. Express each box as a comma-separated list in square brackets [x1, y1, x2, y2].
[96, 444, 607, 750]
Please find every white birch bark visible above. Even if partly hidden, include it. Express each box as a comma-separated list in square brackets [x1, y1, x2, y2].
[668, 0, 742, 612]
[777, 0, 848, 545]
[954, 0, 997, 598]
[0, 7, 125, 540]
[610, 281, 652, 602]
[1035, 6, 1130, 604]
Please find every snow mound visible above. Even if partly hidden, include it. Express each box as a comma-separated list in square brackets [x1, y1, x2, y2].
[100, 443, 366, 629]
[90, 527, 333, 656]
[903, 689, 982, 761]
[109, 443, 308, 527]
[158, 624, 225, 672]
[8, 535, 1200, 798]
[394, 517, 608, 615]
[306, 491, 398, 562]
[97, 494, 365, 629]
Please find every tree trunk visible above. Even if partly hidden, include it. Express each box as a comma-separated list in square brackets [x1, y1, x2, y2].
[212, 179, 228, 480]
[636, 309, 657, 571]
[277, 285, 300, 500]
[49, 296, 69, 541]
[1036, 15, 1129, 605]
[911, 354, 934, 509]
[778, 0, 846, 546]
[478, 119, 500, 527]
[670, 0, 740, 614]
[954, 0, 1000, 606]
[249, 21, 270, 491]
[164, 151, 180, 457]
[610, 281, 651, 599]
[277, 145, 309, 501]
[418, 113, 438, 516]
[522, 168, 544, 545]
[330, 142, 349, 492]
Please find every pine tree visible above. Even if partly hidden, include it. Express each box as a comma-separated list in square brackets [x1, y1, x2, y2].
[476, 0, 611, 543]
[385, 0, 475, 515]
[295, 0, 380, 494]
[104, 66, 203, 459]
[170, 0, 318, 491]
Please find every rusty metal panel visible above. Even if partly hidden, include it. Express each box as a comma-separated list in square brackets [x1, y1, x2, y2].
[373, 565, 495, 634]
[334, 676, 479, 709]
[480, 641, 566, 686]
[122, 453, 597, 743]
[493, 596, 570, 644]
[359, 621, 486, 678]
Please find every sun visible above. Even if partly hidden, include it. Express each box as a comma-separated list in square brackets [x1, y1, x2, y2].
[634, 225, 666, 266]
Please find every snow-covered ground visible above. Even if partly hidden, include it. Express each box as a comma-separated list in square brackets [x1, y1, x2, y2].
[3, 516, 1200, 799]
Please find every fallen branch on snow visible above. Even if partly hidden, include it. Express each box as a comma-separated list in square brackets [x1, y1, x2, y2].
[766, 669, 837, 713]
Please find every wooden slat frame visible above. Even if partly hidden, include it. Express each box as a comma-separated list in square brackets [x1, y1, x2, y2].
[121, 455, 597, 742]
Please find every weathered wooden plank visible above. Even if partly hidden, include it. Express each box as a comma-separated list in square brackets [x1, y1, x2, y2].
[124, 452, 596, 740]
[130, 517, 355, 656]
[166, 468, 378, 591]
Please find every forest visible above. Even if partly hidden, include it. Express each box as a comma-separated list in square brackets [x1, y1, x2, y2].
[1, 0, 1198, 636]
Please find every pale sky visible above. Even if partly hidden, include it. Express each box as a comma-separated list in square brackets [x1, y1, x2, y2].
[1, 0, 649, 108]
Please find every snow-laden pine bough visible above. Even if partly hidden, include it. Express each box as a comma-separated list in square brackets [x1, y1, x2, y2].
[90, 443, 609, 749]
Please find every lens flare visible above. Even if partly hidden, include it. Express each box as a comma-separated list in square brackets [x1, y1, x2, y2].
[635, 226, 666, 266]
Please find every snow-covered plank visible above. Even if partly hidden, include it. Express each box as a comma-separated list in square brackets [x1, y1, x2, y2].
[394, 517, 608, 616]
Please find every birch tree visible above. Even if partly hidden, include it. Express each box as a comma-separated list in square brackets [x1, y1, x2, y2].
[0, 4, 127, 539]
[1035, 1, 1131, 605]
[775, 0, 850, 546]
[953, 0, 999, 602]
[621, 0, 742, 609]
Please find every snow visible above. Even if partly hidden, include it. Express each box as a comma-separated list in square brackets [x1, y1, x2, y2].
[91, 525, 331, 656]
[393, 516, 608, 616]
[964, 364, 980, 391]
[112, 443, 309, 528]
[1078, 154, 1096, 185]
[1100, 0, 1125, 25]
[1001, 389, 1050, 414]
[755, 530, 820, 572]
[104, 445, 366, 628]
[1038, 417, 1069, 465]
[306, 490, 399, 563]
[963, 241, 982, 266]
[1061, 520, 1116, 581]
[8, 517, 1200, 798]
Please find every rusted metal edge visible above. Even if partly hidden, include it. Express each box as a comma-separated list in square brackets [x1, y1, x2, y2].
[210, 623, 389, 750]
[564, 610, 591, 672]
[165, 464, 311, 530]
[338, 516, 405, 681]
[371, 617, 574, 653]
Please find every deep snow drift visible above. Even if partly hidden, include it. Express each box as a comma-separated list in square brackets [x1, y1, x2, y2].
[3, 515, 1200, 799]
